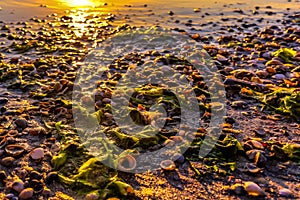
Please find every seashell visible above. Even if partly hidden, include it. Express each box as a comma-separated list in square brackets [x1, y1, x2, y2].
[12, 180, 24, 193]
[160, 160, 176, 171]
[7, 130, 19, 137]
[30, 148, 44, 160]
[245, 140, 264, 150]
[19, 188, 34, 200]
[245, 163, 263, 174]
[244, 181, 265, 196]
[117, 154, 136, 172]
[14, 118, 28, 129]
[252, 150, 267, 165]
[266, 67, 276, 74]
[279, 188, 292, 197]
[28, 127, 46, 136]
[254, 128, 266, 137]
[30, 179, 44, 193]
[0, 136, 7, 148]
[5, 145, 25, 157]
[1, 157, 15, 167]
[86, 193, 99, 200]
[246, 149, 264, 160]
[42, 187, 52, 196]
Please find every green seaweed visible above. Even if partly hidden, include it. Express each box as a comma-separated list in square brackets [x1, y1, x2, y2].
[282, 143, 300, 162]
[272, 48, 297, 63]
[52, 152, 68, 170]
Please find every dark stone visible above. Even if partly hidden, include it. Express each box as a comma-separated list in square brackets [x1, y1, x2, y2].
[45, 172, 58, 184]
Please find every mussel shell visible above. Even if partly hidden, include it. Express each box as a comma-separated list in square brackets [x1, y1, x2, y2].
[160, 159, 176, 171]
[5, 145, 25, 156]
[117, 154, 137, 172]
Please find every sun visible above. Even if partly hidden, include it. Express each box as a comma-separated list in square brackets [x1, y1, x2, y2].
[67, 0, 94, 7]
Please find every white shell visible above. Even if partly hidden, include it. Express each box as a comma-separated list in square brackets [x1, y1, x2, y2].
[244, 181, 265, 196]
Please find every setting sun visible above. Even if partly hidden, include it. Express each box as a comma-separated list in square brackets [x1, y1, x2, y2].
[65, 0, 95, 7]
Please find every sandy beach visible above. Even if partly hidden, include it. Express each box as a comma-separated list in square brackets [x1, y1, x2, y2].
[0, 0, 300, 199]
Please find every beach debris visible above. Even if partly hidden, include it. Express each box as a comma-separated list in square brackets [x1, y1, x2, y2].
[244, 182, 265, 196]
[160, 160, 176, 171]
[19, 188, 34, 200]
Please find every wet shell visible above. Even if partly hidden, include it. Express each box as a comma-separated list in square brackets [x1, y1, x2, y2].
[5, 145, 25, 157]
[244, 182, 265, 196]
[1, 157, 15, 167]
[245, 163, 263, 174]
[117, 154, 136, 172]
[279, 188, 292, 197]
[160, 160, 176, 171]
[246, 149, 264, 160]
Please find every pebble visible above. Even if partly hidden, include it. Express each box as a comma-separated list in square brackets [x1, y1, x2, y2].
[194, 8, 201, 13]
[12, 180, 24, 193]
[45, 172, 58, 184]
[273, 74, 286, 80]
[0, 170, 7, 181]
[15, 118, 28, 129]
[168, 11, 174, 16]
[266, 59, 283, 66]
[244, 181, 265, 196]
[231, 100, 247, 108]
[30, 148, 44, 160]
[19, 188, 34, 199]
[279, 188, 292, 197]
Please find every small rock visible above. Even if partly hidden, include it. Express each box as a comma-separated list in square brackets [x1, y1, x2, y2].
[86, 193, 99, 200]
[15, 118, 28, 129]
[256, 70, 268, 78]
[168, 11, 174, 16]
[279, 188, 292, 197]
[12, 180, 24, 193]
[45, 172, 58, 184]
[216, 54, 228, 63]
[231, 100, 247, 108]
[30, 148, 44, 160]
[194, 8, 201, 13]
[19, 188, 34, 200]
[42, 188, 52, 196]
[231, 183, 245, 195]
[266, 59, 283, 66]
[244, 181, 265, 196]
[30, 171, 43, 180]
[273, 74, 286, 80]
